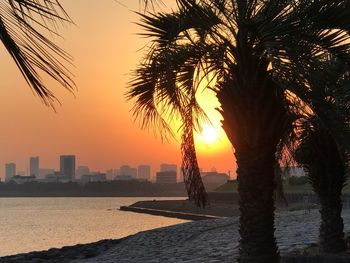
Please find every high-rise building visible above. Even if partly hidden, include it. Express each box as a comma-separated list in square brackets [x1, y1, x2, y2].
[5, 163, 16, 182]
[138, 165, 151, 181]
[29, 156, 39, 177]
[60, 155, 76, 181]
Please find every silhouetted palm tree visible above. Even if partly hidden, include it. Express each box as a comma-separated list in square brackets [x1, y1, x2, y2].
[294, 58, 350, 253]
[0, 0, 74, 106]
[129, 1, 350, 262]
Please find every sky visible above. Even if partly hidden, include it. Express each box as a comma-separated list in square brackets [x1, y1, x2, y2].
[0, 0, 236, 178]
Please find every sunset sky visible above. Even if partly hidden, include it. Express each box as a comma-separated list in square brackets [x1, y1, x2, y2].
[0, 0, 236, 178]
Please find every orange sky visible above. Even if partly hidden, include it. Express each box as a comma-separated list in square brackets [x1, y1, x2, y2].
[0, 0, 236, 178]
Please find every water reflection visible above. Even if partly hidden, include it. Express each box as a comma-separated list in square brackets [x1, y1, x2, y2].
[0, 197, 188, 256]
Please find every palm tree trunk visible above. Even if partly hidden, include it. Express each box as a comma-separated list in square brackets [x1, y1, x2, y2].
[217, 82, 288, 262]
[319, 195, 346, 253]
[298, 122, 347, 254]
[236, 146, 279, 263]
[181, 106, 207, 207]
[217, 58, 289, 263]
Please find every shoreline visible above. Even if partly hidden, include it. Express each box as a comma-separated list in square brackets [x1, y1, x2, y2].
[3, 210, 350, 262]
[3, 211, 350, 262]
[0, 239, 124, 263]
[120, 199, 239, 220]
[120, 205, 222, 221]
[0, 194, 187, 198]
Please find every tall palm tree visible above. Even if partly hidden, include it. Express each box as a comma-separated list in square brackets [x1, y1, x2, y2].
[128, 1, 350, 262]
[0, 0, 74, 106]
[296, 118, 348, 253]
[294, 58, 350, 253]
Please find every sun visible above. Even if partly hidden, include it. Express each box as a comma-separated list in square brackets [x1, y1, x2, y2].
[199, 125, 219, 145]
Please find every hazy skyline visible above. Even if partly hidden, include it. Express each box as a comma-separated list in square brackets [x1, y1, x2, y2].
[0, 0, 236, 179]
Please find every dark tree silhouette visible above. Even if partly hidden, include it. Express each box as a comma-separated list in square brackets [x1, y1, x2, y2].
[0, 0, 74, 106]
[294, 58, 350, 253]
[129, 1, 350, 262]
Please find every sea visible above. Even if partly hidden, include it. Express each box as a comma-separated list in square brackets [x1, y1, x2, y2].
[0, 197, 188, 257]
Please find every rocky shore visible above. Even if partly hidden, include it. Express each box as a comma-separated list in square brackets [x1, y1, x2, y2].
[2, 209, 350, 262]
[0, 239, 124, 263]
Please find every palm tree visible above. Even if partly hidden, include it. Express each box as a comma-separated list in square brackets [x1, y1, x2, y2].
[128, 1, 350, 262]
[127, 35, 211, 206]
[294, 58, 350, 253]
[0, 0, 74, 106]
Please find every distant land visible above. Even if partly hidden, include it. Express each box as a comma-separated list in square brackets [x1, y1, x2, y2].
[0, 181, 188, 197]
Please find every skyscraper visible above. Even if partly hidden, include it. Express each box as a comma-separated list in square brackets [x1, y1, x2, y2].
[138, 165, 151, 181]
[60, 155, 76, 181]
[5, 163, 16, 182]
[29, 156, 39, 177]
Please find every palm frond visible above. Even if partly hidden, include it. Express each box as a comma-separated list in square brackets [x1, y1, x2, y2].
[0, 0, 74, 107]
[285, 56, 350, 196]
[128, 4, 221, 136]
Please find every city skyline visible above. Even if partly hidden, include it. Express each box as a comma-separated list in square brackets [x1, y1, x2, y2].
[0, 0, 235, 178]
[3, 154, 232, 181]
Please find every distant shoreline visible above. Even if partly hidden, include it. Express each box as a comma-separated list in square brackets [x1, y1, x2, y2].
[0, 194, 187, 198]
[120, 199, 239, 219]
[0, 181, 188, 198]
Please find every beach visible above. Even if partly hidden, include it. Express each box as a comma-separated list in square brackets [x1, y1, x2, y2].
[3, 208, 350, 262]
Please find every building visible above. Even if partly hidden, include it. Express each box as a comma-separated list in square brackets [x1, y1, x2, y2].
[138, 165, 151, 181]
[76, 166, 90, 179]
[44, 172, 70, 183]
[29, 156, 39, 177]
[118, 165, 137, 178]
[17, 171, 25, 176]
[60, 155, 76, 181]
[160, 163, 177, 172]
[5, 163, 16, 182]
[201, 171, 229, 190]
[80, 173, 106, 183]
[160, 164, 177, 181]
[106, 169, 117, 180]
[12, 175, 36, 184]
[115, 175, 134, 181]
[39, 168, 55, 179]
[156, 171, 177, 184]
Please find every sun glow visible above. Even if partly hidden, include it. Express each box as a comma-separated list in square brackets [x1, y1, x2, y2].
[189, 79, 232, 153]
[199, 125, 219, 145]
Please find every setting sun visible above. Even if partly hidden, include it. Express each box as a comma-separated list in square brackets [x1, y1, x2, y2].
[200, 126, 219, 144]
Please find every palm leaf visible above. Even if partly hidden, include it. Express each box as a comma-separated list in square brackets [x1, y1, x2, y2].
[0, 0, 74, 107]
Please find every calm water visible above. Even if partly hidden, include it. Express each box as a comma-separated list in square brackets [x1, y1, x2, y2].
[0, 197, 188, 256]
